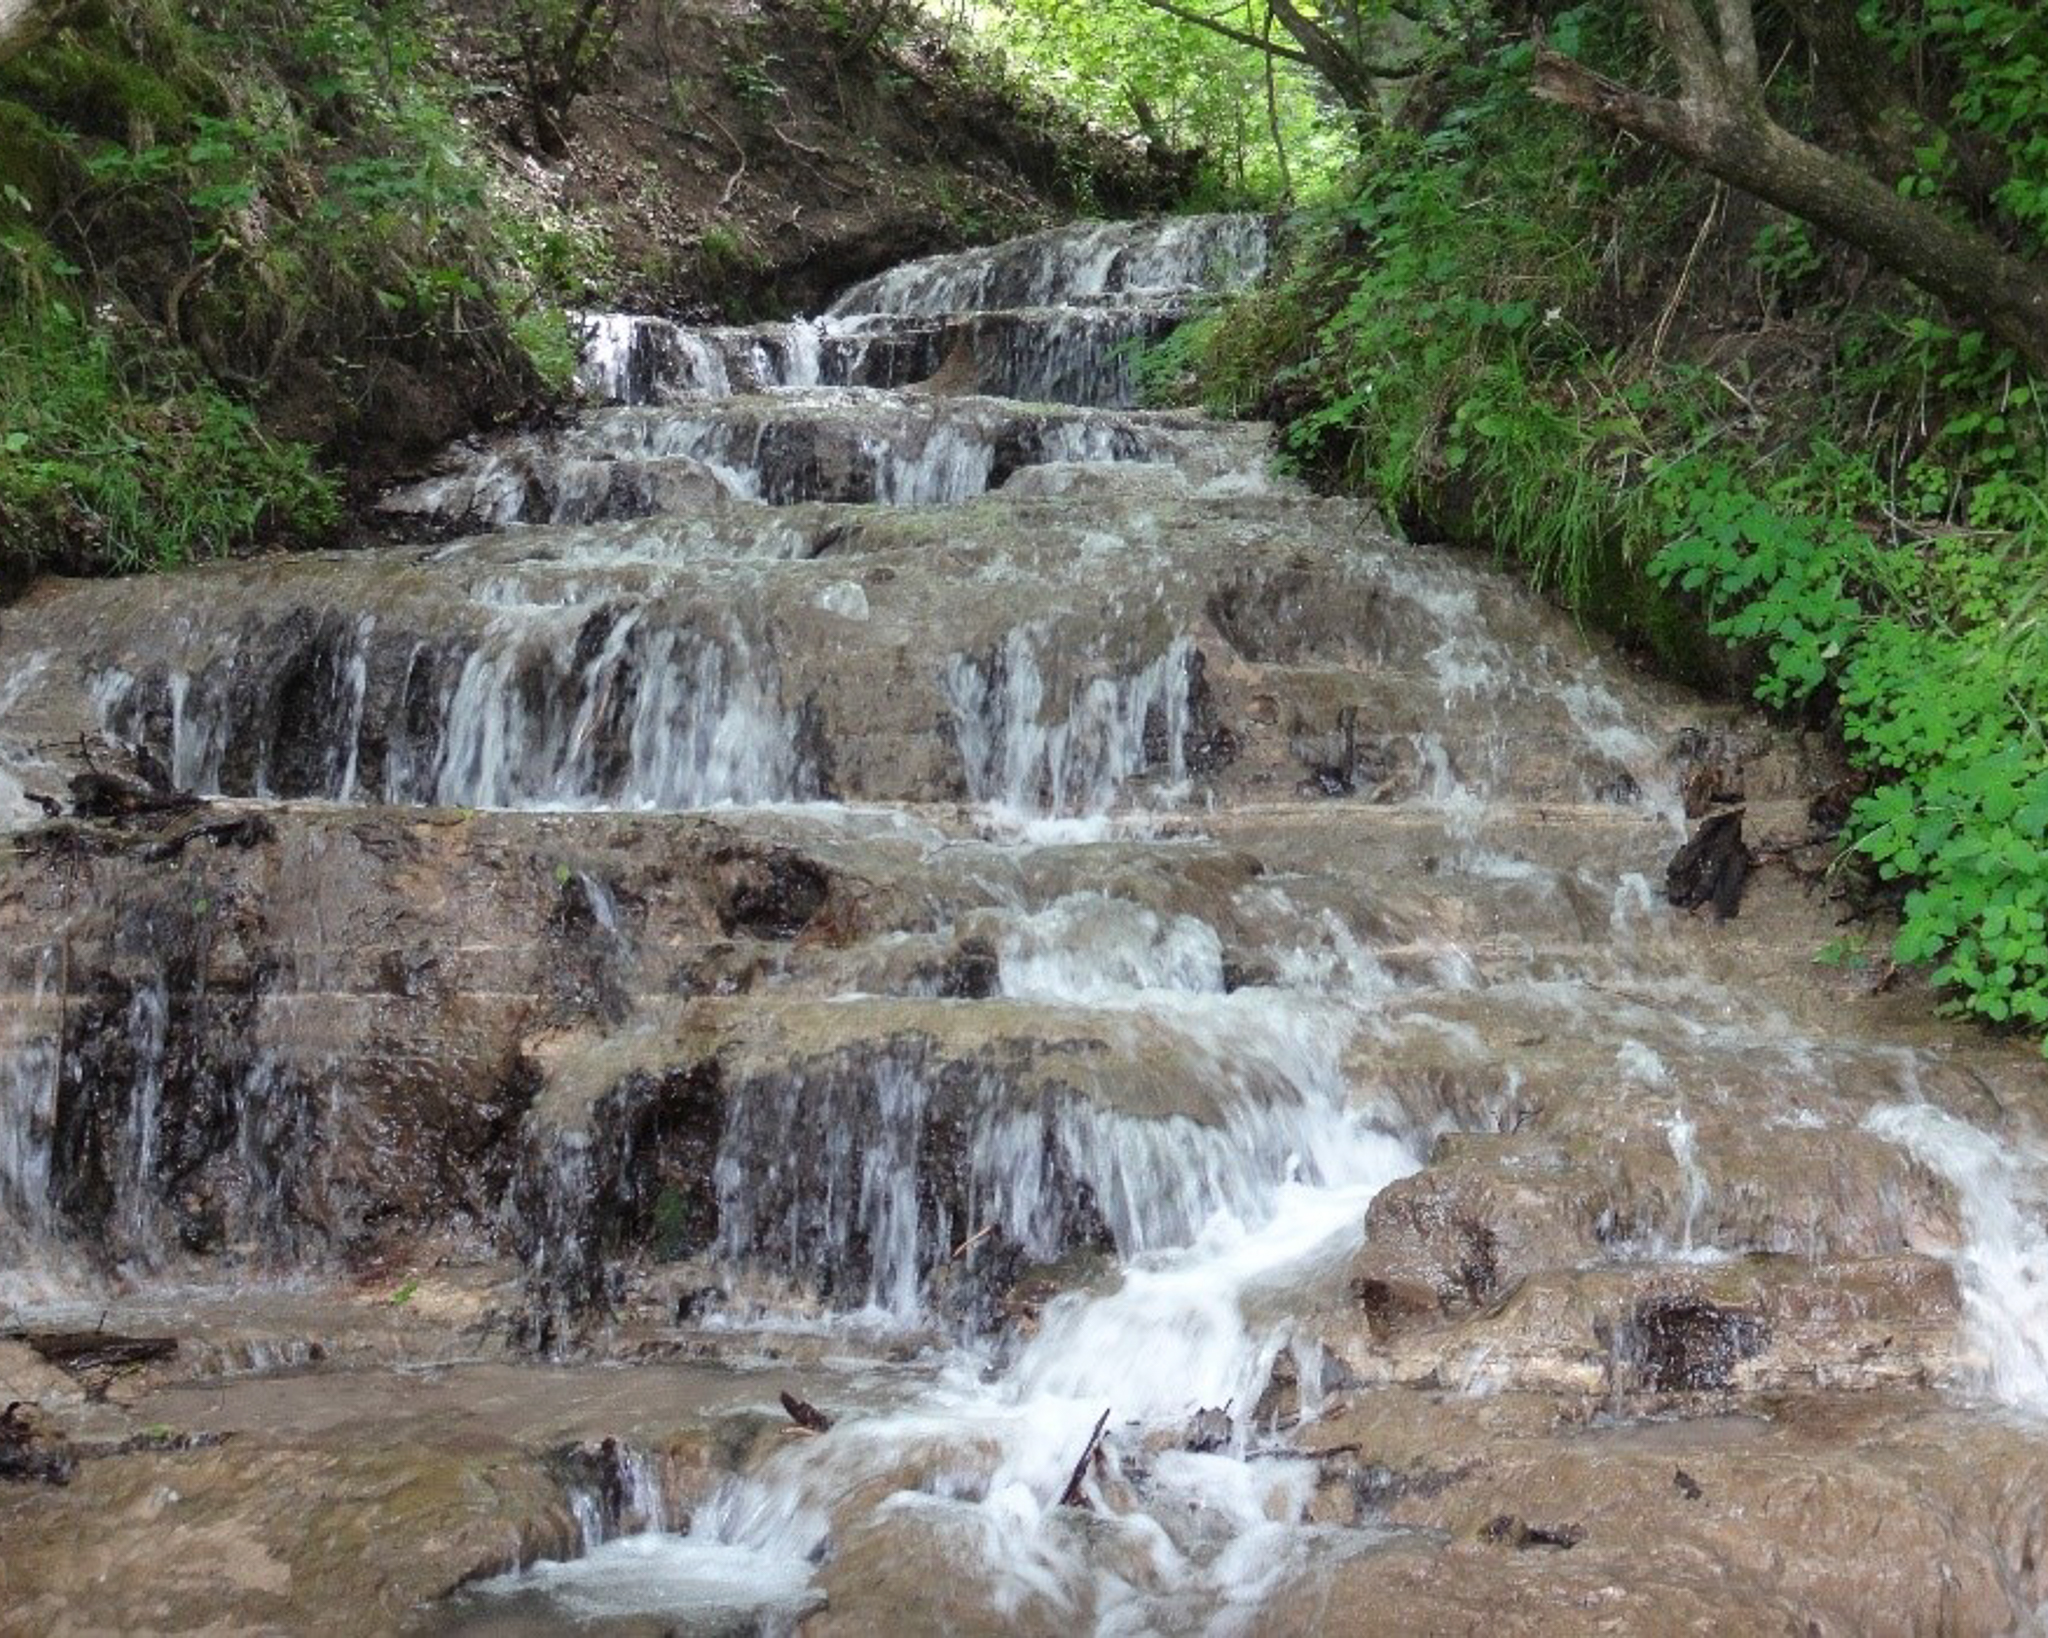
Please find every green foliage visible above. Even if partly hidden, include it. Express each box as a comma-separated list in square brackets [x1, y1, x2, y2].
[1651, 459, 1865, 707]
[1159, 2, 2048, 1044]
[961, 0, 1351, 204]
[1657, 458, 2048, 1037]
[0, 300, 337, 574]
[721, 51, 783, 116]
[1183, 20, 1690, 628]
[650, 1186, 694, 1261]
[1861, 0, 2048, 245]
[0, 0, 583, 576]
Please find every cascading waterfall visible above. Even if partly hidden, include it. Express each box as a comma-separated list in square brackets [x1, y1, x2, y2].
[824, 215, 1271, 318]
[657, 890, 1416, 1624]
[92, 606, 814, 811]
[430, 613, 806, 810]
[11, 211, 2048, 1637]
[0, 1039, 60, 1301]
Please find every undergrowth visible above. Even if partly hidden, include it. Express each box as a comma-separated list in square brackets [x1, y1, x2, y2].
[1164, 6, 2048, 1043]
[0, 0, 585, 575]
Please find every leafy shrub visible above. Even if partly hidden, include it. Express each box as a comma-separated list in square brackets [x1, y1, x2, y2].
[0, 300, 338, 573]
[1163, 9, 2048, 1045]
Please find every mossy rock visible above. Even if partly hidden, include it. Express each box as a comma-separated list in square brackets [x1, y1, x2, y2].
[0, 19, 205, 143]
[0, 98, 81, 217]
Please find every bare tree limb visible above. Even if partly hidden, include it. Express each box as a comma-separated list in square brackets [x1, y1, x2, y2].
[1266, 0, 1419, 108]
[1127, 0, 1311, 65]
[1262, 2, 1293, 202]
[1128, 0, 1424, 94]
[1639, 0, 1723, 97]
[1532, 3, 2048, 374]
[1712, 0, 1759, 89]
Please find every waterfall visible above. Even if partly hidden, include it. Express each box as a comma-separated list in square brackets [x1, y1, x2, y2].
[7, 210, 2045, 1638]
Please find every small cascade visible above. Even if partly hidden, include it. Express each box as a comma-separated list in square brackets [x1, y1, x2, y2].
[381, 395, 1243, 528]
[1663, 1106, 1711, 1258]
[431, 615, 806, 810]
[576, 311, 932, 404]
[825, 214, 1270, 318]
[562, 1437, 688, 1543]
[93, 606, 816, 810]
[1866, 1104, 2048, 1412]
[944, 632, 1196, 821]
[0, 1038, 60, 1301]
[704, 998, 1390, 1330]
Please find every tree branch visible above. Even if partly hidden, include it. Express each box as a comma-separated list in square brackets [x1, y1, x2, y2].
[1266, 0, 1420, 106]
[1532, 22, 2048, 373]
[1713, 0, 1759, 89]
[1640, 0, 1724, 99]
[1529, 46, 1693, 152]
[1128, 0, 1311, 64]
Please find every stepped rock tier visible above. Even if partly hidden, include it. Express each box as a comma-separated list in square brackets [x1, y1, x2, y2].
[3, 214, 2048, 1636]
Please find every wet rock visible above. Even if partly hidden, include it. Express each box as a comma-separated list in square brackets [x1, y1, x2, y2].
[933, 935, 1000, 1000]
[11, 1330, 178, 1375]
[708, 844, 833, 940]
[1260, 1387, 2048, 1636]
[1479, 1512, 1584, 1549]
[0, 1431, 576, 1634]
[1327, 1254, 1960, 1400]
[1183, 1405, 1233, 1453]
[0, 1399, 74, 1485]
[1206, 558, 1392, 664]
[1620, 1295, 1769, 1392]
[511, 1051, 725, 1337]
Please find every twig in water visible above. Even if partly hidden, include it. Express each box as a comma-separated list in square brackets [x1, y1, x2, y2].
[1059, 1408, 1111, 1508]
[779, 1389, 834, 1434]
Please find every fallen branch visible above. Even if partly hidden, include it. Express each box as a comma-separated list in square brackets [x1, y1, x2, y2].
[1666, 807, 1751, 920]
[10, 1330, 178, 1374]
[701, 110, 749, 209]
[1058, 1407, 1111, 1508]
[950, 1223, 995, 1260]
[1248, 1440, 1363, 1463]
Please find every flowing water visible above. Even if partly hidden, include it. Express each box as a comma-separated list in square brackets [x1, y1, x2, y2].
[4, 215, 2048, 1635]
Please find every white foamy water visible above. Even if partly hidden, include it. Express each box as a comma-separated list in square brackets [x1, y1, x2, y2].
[11, 201, 2013, 1638]
[505, 881, 1415, 1630]
[464, 1533, 820, 1630]
[92, 609, 813, 812]
[430, 615, 805, 810]
[1866, 1103, 2048, 1413]
[997, 893, 1225, 1001]
[668, 1108, 1408, 1630]
[827, 214, 1270, 319]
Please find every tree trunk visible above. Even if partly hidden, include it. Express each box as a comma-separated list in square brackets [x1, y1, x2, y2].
[1532, 0, 2048, 374]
